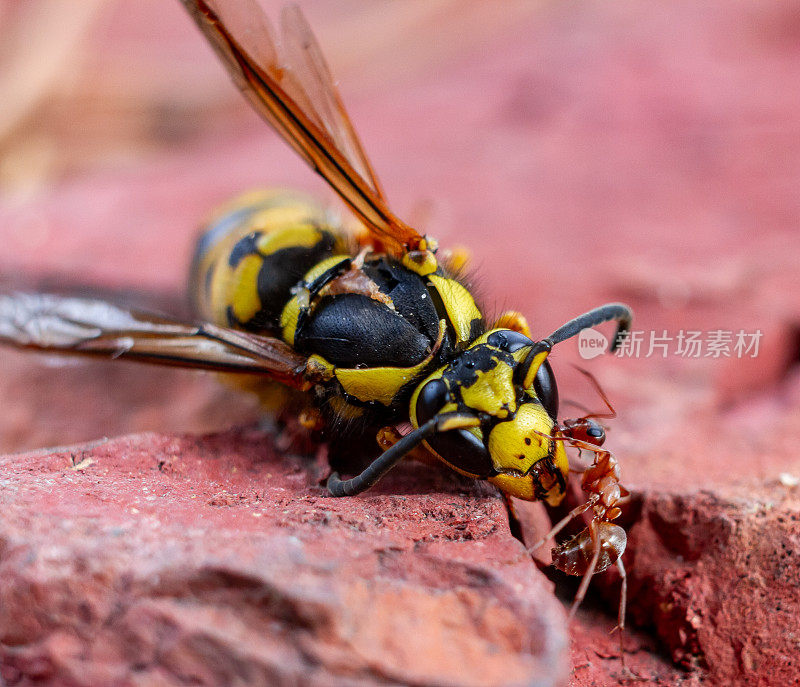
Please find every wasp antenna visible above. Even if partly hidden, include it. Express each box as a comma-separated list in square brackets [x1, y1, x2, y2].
[544, 303, 632, 352]
[327, 413, 479, 497]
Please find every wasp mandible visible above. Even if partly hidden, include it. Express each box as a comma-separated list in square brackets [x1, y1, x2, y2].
[0, 0, 633, 626]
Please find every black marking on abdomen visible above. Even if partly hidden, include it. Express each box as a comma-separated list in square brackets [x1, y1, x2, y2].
[228, 231, 263, 267]
[250, 237, 336, 332]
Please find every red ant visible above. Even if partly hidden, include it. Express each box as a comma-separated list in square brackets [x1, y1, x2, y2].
[529, 369, 632, 665]
[559, 365, 617, 447]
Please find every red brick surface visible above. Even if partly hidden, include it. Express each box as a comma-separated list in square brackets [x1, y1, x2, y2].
[0, 430, 569, 686]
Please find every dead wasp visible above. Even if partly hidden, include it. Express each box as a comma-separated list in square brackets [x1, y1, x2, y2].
[0, 0, 633, 635]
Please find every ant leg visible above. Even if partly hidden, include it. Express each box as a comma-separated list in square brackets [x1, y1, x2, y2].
[564, 439, 611, 456]
[614, 557, 645, 680]
[533, 430, 611, 458]
[613, 557, 628, 660]
[527, 500, 594, 553]
[377, 426, 439, 466]
[568, 521, 602, 621]
[569, 450, 590, 472]
[613, 558, 628, 633]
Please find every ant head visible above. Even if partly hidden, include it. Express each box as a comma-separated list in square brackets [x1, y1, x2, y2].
[561, 416, 606, 447]
[577, 418, 606, 446]
[559, 365, 616, 447]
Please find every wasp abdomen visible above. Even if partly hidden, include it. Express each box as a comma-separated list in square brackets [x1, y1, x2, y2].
[190, 189, 345, 335]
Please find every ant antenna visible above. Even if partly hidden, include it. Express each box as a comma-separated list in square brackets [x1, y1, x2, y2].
[571, 366, 616, 420]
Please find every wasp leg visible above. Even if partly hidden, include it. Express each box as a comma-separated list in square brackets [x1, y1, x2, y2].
[492, 311, 532, 338]
[376, 426, 439, 466]
[295, 406, 323, 432]
[327, 413, 479, 496]
[274, 404, 323, 455]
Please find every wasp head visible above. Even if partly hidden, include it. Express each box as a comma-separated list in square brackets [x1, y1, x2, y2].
[410, 328, 569, 505]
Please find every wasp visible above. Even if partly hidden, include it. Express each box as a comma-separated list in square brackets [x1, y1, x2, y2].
[0, 0, 633, 633]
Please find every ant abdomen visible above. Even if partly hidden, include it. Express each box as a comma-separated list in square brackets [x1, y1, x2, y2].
[551, 521, 626, 577]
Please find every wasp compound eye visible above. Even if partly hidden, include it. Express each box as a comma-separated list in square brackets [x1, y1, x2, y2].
[413, 377, 494, 477]
[415, 378, 449, 425]
[427, 428, 493, 478]
[534, 359, 559, 421]
[486, 329, 532, 352]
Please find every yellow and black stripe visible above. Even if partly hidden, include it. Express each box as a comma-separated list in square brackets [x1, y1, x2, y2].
[190, 188, 486, 428]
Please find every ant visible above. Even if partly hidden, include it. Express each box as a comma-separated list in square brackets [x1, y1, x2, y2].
[529, 368, 632, 666]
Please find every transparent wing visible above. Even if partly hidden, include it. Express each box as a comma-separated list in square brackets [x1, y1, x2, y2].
[0, 292, 310, 389]
[180, 0, 423, 255]
[279, 4, 386, 200]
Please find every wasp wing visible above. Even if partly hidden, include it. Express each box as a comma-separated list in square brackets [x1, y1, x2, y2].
[180, 0, 422, 255]
[0, 292, 309, 389]
[279, 5, 386, 201]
